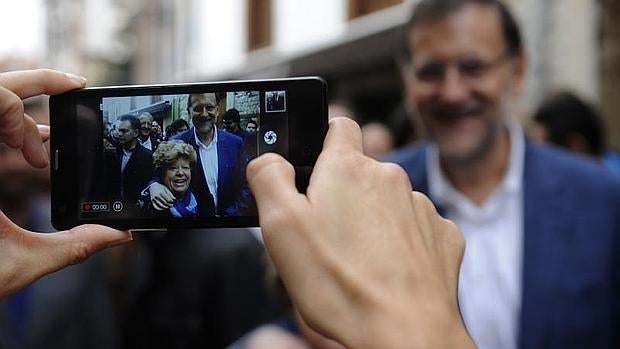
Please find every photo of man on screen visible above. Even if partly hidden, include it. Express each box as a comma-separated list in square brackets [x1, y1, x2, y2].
[104, 114, 154, 212]
[148, 93, 250, 216]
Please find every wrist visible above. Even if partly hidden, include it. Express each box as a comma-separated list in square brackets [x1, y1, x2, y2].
[347, 299, 476, 349]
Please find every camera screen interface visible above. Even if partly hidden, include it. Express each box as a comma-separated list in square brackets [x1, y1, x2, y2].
[76, 90, 289, 220]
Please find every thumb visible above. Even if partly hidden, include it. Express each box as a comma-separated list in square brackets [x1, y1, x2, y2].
[26, 225, 132, 276]
[246, 152, 304, 222]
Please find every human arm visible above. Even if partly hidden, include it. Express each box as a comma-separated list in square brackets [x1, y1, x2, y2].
[247, 117, 476, 349]
[0, 69, 133, 298]
[148, 181, 176, 210]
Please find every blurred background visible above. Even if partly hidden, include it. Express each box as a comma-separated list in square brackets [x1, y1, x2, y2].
[0, 0, 619, 348]
[2, 0, 619, 147]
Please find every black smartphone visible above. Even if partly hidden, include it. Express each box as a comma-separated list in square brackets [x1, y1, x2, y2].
[50, 77, 327, 230]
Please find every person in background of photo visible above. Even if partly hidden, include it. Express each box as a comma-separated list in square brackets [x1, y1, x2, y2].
[138, 112, 160, 151]
[105, 114, 154, 210]
[151, 120, 164, 144]
[531, 90, 620, 176]
[222, 108, 259, 159]
[361, 121, 396, 160]
[222, 108, 247, 138]
[244, 119, 259, 159]
[165, 118, 190, 140]
[246, 120, 258, 135]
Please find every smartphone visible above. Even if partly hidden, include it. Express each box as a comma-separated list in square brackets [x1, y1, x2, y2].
[50, 77, 327, 230]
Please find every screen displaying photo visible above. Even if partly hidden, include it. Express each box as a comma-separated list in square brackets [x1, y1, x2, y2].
[77, 90, 289, 220]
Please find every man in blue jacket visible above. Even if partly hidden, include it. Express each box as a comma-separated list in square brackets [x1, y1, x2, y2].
[149, 93, 250, 216]
[386, 0, 620, 348]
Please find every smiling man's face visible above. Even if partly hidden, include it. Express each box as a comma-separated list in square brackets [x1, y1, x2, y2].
[190, 93, 218, 137]
[404, 3, 524, 164]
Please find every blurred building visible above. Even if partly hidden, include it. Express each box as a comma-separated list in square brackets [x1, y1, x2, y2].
[46, 0, 137, 84]
[41, 0, 618, 147]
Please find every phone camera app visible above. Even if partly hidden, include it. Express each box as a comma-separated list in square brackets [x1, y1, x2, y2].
[263, 130, 277, 145]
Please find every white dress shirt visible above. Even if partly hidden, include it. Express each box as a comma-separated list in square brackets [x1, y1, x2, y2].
[427, 124, 525, 349]
[121, 148, 133, 173]
[195, 127, 219, 208]
[140, 137, 153, 151]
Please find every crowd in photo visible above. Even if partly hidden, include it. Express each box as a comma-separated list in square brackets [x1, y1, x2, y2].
[102, 92, 260, 217]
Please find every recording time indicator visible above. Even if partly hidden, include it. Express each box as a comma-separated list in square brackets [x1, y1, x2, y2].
[82, 202, 110, 212]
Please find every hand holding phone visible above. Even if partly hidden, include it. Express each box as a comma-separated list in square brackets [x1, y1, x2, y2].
[0, 69, 132, 298]
[247, 117, 473, 349]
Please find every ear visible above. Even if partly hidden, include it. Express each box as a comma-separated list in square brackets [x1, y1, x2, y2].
[511, 49, 527, 96]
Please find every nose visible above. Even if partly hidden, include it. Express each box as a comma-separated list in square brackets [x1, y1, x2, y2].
[198, 106, 212, 117]
[437, 66, 469, 103]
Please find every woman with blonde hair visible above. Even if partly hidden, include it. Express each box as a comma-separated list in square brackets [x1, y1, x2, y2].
[144, 140, 215, 217]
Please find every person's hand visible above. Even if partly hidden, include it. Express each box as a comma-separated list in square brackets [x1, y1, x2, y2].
[0, 69, 86, 167]
[0, 69, 133, 298]
[149, 182, 175, 210]
[0, 211, 132, 298]
[247, 117, 475, 349]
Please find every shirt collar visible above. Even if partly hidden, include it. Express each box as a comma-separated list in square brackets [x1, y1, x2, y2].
[427, 121, 525, 207]
[194, 125, 218, 148]
[123, 143, 138, 155]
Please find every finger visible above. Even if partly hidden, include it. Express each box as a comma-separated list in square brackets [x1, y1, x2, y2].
[247, 152, 305, 221]
[28, 225, 132, 277]
[0, 69, 86, 99]
[0, 85, 25, 148]
[152, 201, 168, 211]
[161, 187, 176, 203]
[151, 196, 165, 209]
[21, 114, 49, 168]
[38, 124, 50, 142]
[322, 117, 363, 154]
[153, 196, 172, 210]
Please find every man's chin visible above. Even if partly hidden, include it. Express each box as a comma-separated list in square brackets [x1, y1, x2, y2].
[436, 139, 490, 165]
[196, 123, 214, 134]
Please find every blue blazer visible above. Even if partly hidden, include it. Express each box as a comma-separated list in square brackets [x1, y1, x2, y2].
[385, 141, 620, 349]
[173, 128, 250, 216]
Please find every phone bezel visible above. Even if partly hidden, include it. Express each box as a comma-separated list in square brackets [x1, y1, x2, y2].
[50, 77, 327, 230]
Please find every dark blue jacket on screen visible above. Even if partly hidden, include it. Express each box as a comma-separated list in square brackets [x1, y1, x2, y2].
[172, 127, 250, 216]
[385, 140, 620, 349]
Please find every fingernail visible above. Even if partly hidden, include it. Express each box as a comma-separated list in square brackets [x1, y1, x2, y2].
[106, 231, 133, 248]
[64, 73, 87, 85]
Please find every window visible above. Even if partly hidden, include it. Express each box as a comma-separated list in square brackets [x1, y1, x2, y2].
[348, 0, 403, 19]
[248, 0, 272, 51]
